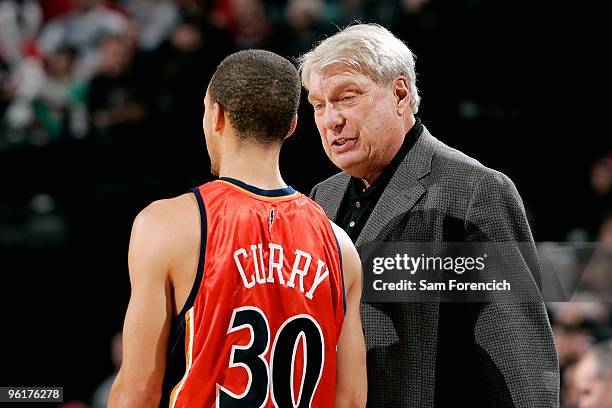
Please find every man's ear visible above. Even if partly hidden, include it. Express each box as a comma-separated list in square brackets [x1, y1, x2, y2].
[212, 101, 225, 135]
[285, 114, 298, 139]
[393, 76, 411, 116]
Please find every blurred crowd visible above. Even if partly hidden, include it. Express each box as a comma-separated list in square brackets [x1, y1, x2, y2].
[1, 1, 610, 407]
[540, 154, 612, 407]
[0, 0, 438, 148]
[0, 0, 443, 246]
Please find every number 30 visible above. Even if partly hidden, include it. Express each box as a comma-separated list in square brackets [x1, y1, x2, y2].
[217, 307, 325, 408]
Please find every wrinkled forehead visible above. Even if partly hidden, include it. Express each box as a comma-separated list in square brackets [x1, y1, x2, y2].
[307, 63, 376, 98]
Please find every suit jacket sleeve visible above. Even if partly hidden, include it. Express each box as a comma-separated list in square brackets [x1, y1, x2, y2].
[464, 170, 560, 407]
[309, 183, 318, 200]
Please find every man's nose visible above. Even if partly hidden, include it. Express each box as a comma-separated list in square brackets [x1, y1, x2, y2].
[321, 104, 345, 134]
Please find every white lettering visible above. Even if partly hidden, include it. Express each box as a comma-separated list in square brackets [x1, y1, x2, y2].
[251, 244, 266, 284]
[305, 259, 329, 299]
[267, 243, 285, 284]
[234, 248, 254, 288]
[287, 250, 311, 293]
[234, 243, 334, 300]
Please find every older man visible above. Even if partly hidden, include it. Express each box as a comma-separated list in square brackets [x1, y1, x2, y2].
[300, 24, 559, 407]
[573, 341, 612, 408]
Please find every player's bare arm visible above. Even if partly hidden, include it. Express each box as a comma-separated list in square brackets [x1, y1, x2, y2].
[331, 222, 367, 408]
[108, 194, 199, 407]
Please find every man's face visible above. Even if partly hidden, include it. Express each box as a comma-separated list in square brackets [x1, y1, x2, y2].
[574, 353, 612, 408]
[100, 38, 132, 74]
[203, 90, 220, 176]
[307, 64, 404, 180]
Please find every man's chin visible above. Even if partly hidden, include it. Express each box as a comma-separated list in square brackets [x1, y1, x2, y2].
[332, 158, 367, 178]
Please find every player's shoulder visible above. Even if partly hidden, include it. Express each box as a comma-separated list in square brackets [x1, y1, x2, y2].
[328, 221, 358, 260]
[136, 193, 196, 223]
[132, 193, 199, 244]
[127, 194, 200, 278]
[328, 221, 351, 247]
[328, 221, 360, 280]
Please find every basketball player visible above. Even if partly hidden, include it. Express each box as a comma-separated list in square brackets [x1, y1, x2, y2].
[108, 50, 367, 407]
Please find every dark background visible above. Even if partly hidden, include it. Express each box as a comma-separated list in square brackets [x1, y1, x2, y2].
[0, 0, 609, 405]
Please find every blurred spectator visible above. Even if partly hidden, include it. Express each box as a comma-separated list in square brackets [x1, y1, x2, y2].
[1, 45, 88, 143]
[0, 57, 12, 114]
[572, 340, 612, 408]
[0, 0, 44, 138]
[546, 212, 612, 407]
[569, 154, 612, 241]
[588, 156, 612, 234]
[36, 46, 89, 139]
[0, 0, 42, 66]
[87, 33, 148, 149]
[553, 299, 609, 332]
[563, 362, 581, 408]
[212, 0, 274, 49]
[549, 295, 612, 408]
[40, 0, 74, 22]
[120, 0, 180, 52]
[591, 156, 612, 197]
[391, 0, 438, 46]
[553, 322, 593, 371]
[580, 214, 612, 301]
[274, 0, 327, 57]
[3, 55, 46, 136]
[177, 0, 212, 22]
[149, 17, 225, 181]
[38, 0, 128, 78]
[91, 332, 122, 408]
[326, 0, 365, 26]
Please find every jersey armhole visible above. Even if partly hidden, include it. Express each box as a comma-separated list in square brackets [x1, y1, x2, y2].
[328, 221, 347, 315]
[176, 187, 208, 319]
[162, 188, 208, 401]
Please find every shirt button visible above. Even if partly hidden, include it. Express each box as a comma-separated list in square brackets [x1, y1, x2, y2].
[349, 221, 356, 228]
[355, 201, 361, 208]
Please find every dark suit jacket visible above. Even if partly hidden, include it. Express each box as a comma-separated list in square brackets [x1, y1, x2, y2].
[310, 127, 559, 407]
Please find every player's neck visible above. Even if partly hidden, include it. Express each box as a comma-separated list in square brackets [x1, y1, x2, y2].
[218, 144, 287, 190]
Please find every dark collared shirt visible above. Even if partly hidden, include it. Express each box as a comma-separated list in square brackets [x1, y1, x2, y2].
[337, 117, 423, 241]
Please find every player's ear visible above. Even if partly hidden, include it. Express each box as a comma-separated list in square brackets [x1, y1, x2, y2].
[284, 114, 298, 140]
[393, 76, 411, 116]
[212, 101, 225, 135]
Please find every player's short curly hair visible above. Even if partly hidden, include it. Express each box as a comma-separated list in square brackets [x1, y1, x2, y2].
[209, 49, 301, 145]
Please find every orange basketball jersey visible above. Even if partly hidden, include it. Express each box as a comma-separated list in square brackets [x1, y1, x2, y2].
[161, 177, 346, 408]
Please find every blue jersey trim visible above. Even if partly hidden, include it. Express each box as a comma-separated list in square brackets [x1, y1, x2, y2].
[219, 177, 296, 197]
[162, 188, 207, 404]
[177, 188, 207, 319]
[328, 221, 347, 315]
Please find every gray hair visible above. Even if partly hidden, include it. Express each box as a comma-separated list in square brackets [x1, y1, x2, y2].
[298, 23, 420, 113]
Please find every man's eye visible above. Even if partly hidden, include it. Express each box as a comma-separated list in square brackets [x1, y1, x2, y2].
[314, 103, 325, 110]
[342, 95, 355, 101]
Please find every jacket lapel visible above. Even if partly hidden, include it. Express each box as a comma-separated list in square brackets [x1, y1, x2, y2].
[355, 126, 435, 247]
